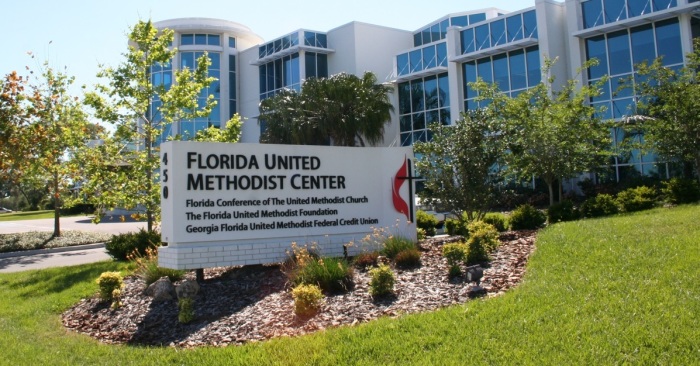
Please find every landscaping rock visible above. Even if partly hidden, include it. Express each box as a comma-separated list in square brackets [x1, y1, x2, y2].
[144, 277, 176, 302]
[176, 279, 200, 300]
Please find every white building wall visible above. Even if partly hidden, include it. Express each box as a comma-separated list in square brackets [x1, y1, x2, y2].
[238, 46, 264, 143]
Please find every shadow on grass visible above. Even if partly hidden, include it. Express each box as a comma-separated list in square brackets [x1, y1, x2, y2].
[8, 262, 122, 299]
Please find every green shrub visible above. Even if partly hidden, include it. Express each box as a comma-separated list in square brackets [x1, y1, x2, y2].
[509, 204, 546, 230]
[416, 227, 427, 241]
[382, 236, 416, 259]
[369, 264, 395, 296]
[96, 271, 123, 302]
[444, 218, 468, 236]
[416, 210, 438, 237]
[292, 284, 324, 316]
[353, 251, 379, 269]
[294, 257, 354, 293]
[394, 248, 421, 268]
[580, 194, 619, 218]
[178, 298, 195, 323]
[616, 186, 658, 212]
[448, 264, 462, 278]
[127, 247, 184, 285]
[442, 243, 468, 267]
[547, 200, 579, 223]
[662, 178, 700, 204]
[105, 228, 161, 261]
[466, 221, 499, 264]
[483, 213, 508, 232]
[110, 289, 123, 309]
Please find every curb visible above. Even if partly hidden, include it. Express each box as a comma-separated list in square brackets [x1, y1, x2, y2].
[0, 243, 106, 259]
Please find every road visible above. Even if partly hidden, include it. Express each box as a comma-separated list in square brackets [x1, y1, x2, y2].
[0, 215, 147, 273]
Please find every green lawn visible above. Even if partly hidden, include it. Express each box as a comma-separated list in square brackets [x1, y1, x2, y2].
[0, 210, 57, 221]
[0, 205, 698, 365]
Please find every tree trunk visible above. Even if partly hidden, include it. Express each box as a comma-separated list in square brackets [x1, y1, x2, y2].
[53, 171, 61, 238]
[558, 179, 563, 204]
[545, 177, 555, 207]
[146, 126, 154, 233]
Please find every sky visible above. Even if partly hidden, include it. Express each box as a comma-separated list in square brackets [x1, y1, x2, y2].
[1, 0, 543, 92]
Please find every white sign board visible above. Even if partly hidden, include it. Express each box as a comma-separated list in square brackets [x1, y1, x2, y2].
[159, 141, 416, 270]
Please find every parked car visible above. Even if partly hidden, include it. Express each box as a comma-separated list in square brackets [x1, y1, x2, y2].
[0, 207, 13, 213]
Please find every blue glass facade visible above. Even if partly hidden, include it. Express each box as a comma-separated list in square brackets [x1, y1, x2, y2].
[460, 10, 537, 54]
[259, 53, 301, 101]
[179, 52, 221, 139]
[149, 61, 172, 145]
[398, 73, 450, 146]
[396, 42, 448, 76]
[181, 33, 221, 46]
[413, 13, 487, 47]
[582, 0, 678, 29]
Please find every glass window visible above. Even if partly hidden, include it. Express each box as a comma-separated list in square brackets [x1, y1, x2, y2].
[282, 36, 290, 50]
[469, 13, 486, 24]
[655, 18, 683, 65]
[526, 46, 541, 86]
[451, 16, 468, 27]
[414, 33, 422, 47]
[228, 54, 235, 72]
[317, 53, 328, 78]
[604, 0, 627, 23]
[284, 56, 293, 87]
[274, 59, 283, 90]
[607, 30, 632, 75]
[437, 42, 448, 67]
[401, 132, 412, 146]
[291, 53, 300, 85]
[590, 79, 610, 102]
[440, 19, 449, 39]
[653, 0, 677, 11]
[305, 52, 317, 78]
[593, 102, 612, 119]
[411, 79, 424, 112]
[463, 61, 477, 98]
[400, 115, 412, 133]
[461, 28, 475, 54]
[582, 0, 603, 29]
[509, 49, 527, 90]
[426, 110, 440, 125]
[274, 39, 282, 53]
[181, 34, 194, 45]
[399, 82, 411, 114]
[397, 53, 409, 76]
[507, 14, 523, 42]
[195, 34, 207, 45]
[181, 52, 194, 69]
[410, 49, 423, 73]
[631, 24, 655, 66]
[438, 73, 449, 107]
[229, 37, 236, 48]
[304, 32, 315, 47]
[493, 54, 510, 90]
[424, 76, 438, 110]
[477, 57, 493, 83]
[259, 65, 267, 94]
[317, 33, 327, 48]
[611, 75, 633, 98]
[440, 108, 450, 125]
[266, 63, 274, 91]
[431, 24, 440, 43]
[628, 0, 653, 17]
[209, 53, 220, 70]
[586, 35, 608, 79]
[208, 34, 220, 46]
[523, 10, 538, 38]
[475, 24, 490, 50]
[424, 46, 437, 69]
[291, 32, 299, 46]
[613, 98, 635, 118]
[422, 28, 431, 46]
[491, 19, 506, 46]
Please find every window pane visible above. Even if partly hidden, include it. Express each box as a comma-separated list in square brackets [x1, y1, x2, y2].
[259, 65, 266, 93]
[438, 73, 449, 107]
[411, 79, 424, 112]
[631, 24, 655, 66]
[611, 75, 633, 98]
[491, 19, 506, 46]
[401, 132, 412, 146]
[590, 79, 610, 102]
[424, 76, 438, 110]
[426, 110, 440, 126]
[291, 53, 300, 85]
[208, 34, 220, 46]
[477, 57, 493, 83]
[274, 59, 283, 89]
[523, 10, 538, 38]
[604, 0, 627, 23]
[397, 53, 409, 76]
[229, 71, 236, 99]
[209, 53, 220, 69]
[593, 102, 612, 120]
[437, 42, 448, 66]
[291, 32, 299, 46]
[181, 34, 193, 45]
[463, 61, 477, 98]
[493, 53, 510, 91]
[586, 35, 608, 79]
[181, 52, 194, 69]
[413, 112, 426, 130]
[317, 34, 327, 48]
[507, 15, 523, 42]
[440, 20, 449, 39]
[400, 115, 412, 132]
[424, 46, 437, 69]
[229, 37, 236, 48]
[613, 98, 635, 118]
[440, 108, 450, 125]
[582, 0, 603, 28]
[475, 24, 490, 50]
[607, 30, 632, 75]
[461, 29, 475, 54]
[266, 63, 274, 91]
[422, 28, 431, 46]
[431, 24, 440, 43]
[509, 49, 527, 90]
[655, 18, 683, 65]
[305, 52, 316, 78]
[399, 82, 411, 114]
[195, 34, 207, 45]
[628, 0, 653, 17]
[414, 32, 422, 47]
[317, 54, 328, 78]
[654, 0, 677, 11]
[451, 16, 468, 27]
[526, 46, 541, 86]
[304, 32, 314, 46]
[410, 49, 423, 73]
[469, 13, 486, 24]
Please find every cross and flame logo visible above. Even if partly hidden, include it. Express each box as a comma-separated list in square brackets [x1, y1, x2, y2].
[392, 155, 411, 222]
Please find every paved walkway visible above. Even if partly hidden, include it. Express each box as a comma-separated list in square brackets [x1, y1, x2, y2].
[0, 215, 147, 273]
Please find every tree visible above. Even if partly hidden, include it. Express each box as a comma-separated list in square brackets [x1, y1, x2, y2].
[80, 20, 218, 232]
[259, 72, 393, 146]
[192, 114, 242, 142]
[472, 59, 611, 206]
[1, 64, 90, 237]
[632, 39, 700, 182]
[414, 109, 505, 221]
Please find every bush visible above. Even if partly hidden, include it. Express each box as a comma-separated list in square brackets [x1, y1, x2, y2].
[382, 236, 416, 259]
[483, 212, 508, 232]
[466, 221, 499, 264]
[416, 227, 427, 241]
[616, 186, 658, 212]
[96, 271, 123, 302]
[105, 228, 161, 261]
[444, 218, 468, 236]
[294, 256, 354, 293]
[416, 210, 438, 237]
[509, 204, 546, 230]
[662, 178, 700, 204]
[580, 194, 619, 218]
[394, 248, 421, 268]
[178, 298, 195, 323]
[547, 200, 579, 223]
[292, 284, 324, 316]
[369, 264, 395, 296]
[353, 251, 379, 269]
[127, 247, 185, 286]
[442, 243, 468, 267]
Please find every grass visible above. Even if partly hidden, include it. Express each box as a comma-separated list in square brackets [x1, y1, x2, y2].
[0, 210, 61, 221]
[0, 204, 698, 364]
[0, 231, 112, 253]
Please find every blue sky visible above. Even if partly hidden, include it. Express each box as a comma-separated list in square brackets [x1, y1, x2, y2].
[1, 0, 542, 91]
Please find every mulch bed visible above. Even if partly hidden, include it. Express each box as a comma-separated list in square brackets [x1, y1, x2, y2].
[62, 231, 536, 348]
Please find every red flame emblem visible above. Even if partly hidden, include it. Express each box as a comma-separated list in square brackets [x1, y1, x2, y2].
[392, 156, 410, 221]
